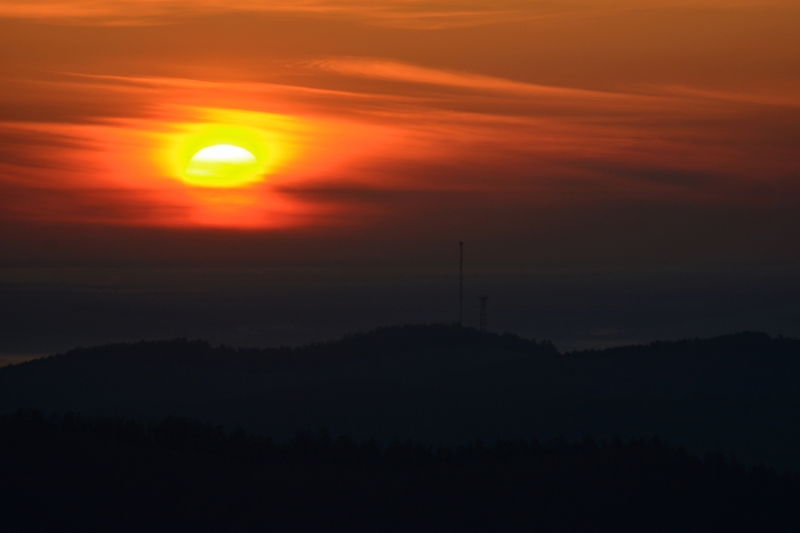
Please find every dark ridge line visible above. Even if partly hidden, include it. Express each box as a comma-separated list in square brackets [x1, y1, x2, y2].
[3, 324, 799, 371]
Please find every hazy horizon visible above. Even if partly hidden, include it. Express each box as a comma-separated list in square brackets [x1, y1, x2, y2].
[2, 261, 799, 362]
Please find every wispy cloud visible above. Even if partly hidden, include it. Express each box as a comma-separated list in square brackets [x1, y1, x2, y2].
[0, 0, 539, 28]
[311, 57, 636, 100]
[649, 84, 800, 109]
[0, 0, 792, 27]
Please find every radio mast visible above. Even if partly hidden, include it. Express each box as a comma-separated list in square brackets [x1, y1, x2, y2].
[459, 241, 463, 326]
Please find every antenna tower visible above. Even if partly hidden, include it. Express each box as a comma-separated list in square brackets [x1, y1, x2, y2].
[459, 241, 463, 326]
[479, 296, 488, 330]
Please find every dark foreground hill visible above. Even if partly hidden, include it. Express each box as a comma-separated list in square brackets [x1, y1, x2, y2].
[2, 410, 799, 533]
[1, 324, 800, 469]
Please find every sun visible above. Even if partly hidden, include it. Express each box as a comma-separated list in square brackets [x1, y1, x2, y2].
[178, 125, 268, 188]
[184, 144, 260, 187]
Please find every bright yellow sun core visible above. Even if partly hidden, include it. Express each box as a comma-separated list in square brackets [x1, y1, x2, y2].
[193, 144, 256, 164]
[183, 143, 263, 188]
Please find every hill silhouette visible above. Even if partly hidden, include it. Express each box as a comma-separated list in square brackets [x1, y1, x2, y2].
[1, 324, 799, 469]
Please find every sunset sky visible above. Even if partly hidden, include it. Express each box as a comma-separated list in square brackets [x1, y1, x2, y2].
[1, 1, 800, 352]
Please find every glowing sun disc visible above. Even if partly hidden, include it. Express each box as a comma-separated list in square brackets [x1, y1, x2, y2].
[191, 144, 256, 163]
[183, 141, 264, 188]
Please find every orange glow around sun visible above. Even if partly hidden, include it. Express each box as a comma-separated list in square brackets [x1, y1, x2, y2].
[68, 105, 400, 228]
[163, 109, 301, 189]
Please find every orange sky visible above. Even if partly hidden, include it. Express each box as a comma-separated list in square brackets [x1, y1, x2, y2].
[1, 1, 799, 270]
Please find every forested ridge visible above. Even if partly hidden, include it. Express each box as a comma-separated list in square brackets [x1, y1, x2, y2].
[2, 325, 800, 470]
[9, 323, 556, 369]
[2, 409, 799, 532]
[3, 327, 800, 530]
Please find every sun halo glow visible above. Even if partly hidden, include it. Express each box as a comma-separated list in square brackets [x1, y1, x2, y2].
[179, 125, 268, 188]
[103, 106, 400, 228]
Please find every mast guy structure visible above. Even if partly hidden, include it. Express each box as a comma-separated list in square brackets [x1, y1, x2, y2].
[479, 296, 488, 330]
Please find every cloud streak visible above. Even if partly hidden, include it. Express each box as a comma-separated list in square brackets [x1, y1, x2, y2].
[312, 58, 630, 99]
[0, 0, 538, 28]
[2, 0, 792, 29]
